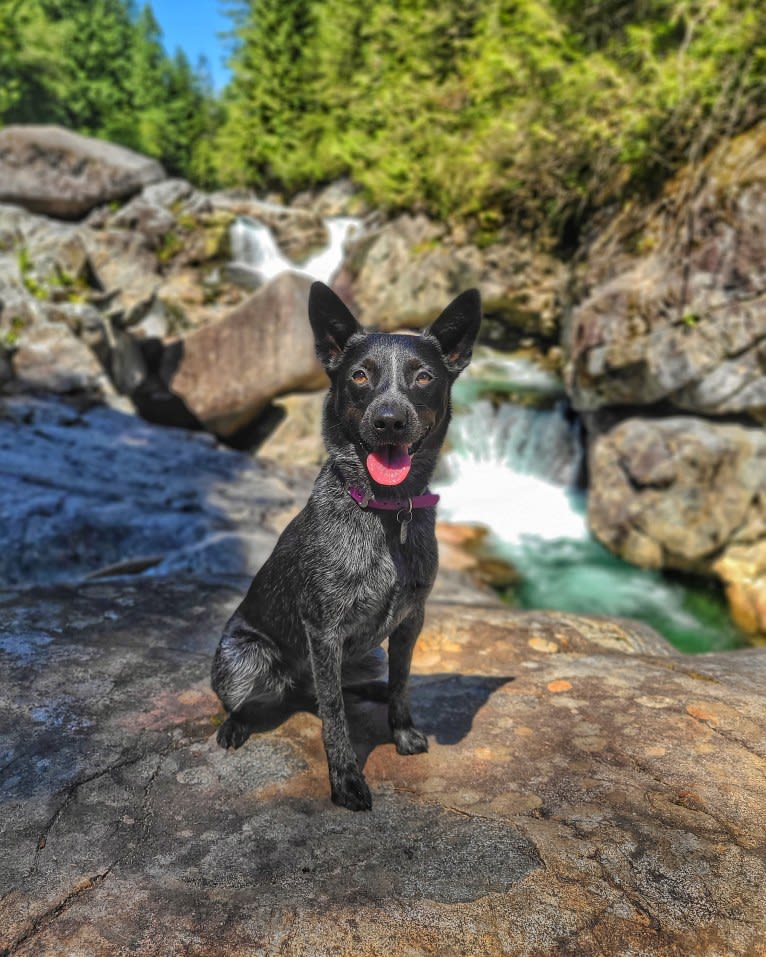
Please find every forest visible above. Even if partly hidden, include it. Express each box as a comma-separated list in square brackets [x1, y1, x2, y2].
[1, 0, 764, 242]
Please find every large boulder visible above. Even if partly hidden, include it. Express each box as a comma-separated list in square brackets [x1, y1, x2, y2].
[2, 583, 765, 955]
[0, 125, 165, 219]
[163, 272, 328, 437]
[565, 124, 766, 422]
[588, 415, 766, 632]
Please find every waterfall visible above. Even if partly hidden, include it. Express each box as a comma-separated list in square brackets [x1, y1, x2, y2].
[437, 400, 587, 545]
[229, 215, 361, 286]
[229, 218, 294, 281]
[435, 354, 743, 653]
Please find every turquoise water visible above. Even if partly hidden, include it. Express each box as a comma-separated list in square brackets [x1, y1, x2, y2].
[435, 353, 747, 654]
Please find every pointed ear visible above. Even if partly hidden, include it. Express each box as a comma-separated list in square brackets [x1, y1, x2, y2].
[425, 289, 481, 374]
[308, 281, 363, 372]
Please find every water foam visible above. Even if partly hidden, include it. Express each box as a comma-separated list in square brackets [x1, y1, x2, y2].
[229, 215, 361, 286]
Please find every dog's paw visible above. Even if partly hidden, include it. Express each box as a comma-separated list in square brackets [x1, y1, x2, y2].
[330, 764, 372, 811]
[393, 726, 429, 755]
[216, 716, 250, 750]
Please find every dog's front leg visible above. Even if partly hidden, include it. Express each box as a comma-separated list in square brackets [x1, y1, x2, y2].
[306, 627, 372, 811]
[388, 608, 429, 755]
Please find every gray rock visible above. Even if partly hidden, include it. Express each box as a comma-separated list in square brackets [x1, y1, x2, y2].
[344, 214, 566, 341]
[83, 228, 160, 325]
[0, 125, 164, 219]
[257, 389, 328, 469]
[0, 396, 294, 587]
[1, 585, 764, 955]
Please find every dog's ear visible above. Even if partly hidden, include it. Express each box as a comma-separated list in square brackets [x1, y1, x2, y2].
[425, 289, 482, 374]
[308, 281, 363, 372]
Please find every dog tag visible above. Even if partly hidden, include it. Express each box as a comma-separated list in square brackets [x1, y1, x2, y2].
[397, 498, 413, 545]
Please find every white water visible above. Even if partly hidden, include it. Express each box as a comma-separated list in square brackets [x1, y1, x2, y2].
[229, 215, 361, 285]
[438, 401, 587, 544]
[435, 356, 741, 652]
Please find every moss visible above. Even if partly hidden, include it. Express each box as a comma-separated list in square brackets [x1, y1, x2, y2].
[157, 231, 184, 265]
[2, 315, 26, 349]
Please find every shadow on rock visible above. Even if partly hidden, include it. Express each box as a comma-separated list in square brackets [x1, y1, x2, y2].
[217, 673, 514, 769]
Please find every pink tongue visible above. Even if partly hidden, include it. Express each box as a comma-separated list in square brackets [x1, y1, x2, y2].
[366, 445, 412, 486]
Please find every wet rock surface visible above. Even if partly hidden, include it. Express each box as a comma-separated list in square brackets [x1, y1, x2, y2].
[1, 583, 765, 955]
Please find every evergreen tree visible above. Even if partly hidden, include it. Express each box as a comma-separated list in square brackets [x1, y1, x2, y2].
[216, 0, 319, 188]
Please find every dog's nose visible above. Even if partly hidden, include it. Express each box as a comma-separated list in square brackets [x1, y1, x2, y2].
[373, 409, 407, 433]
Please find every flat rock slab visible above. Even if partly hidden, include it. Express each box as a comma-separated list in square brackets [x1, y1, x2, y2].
[1, 581, 764, 955]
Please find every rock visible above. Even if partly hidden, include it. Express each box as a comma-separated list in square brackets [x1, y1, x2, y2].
[343, 214, 461, 330]
[1, 582, 765, 955]
[164, 272, 328, 437]
[83, 228, 161, 325]
[109, 194, 177, 246]
[211, 192, 329, 263]
[565, 123, 766, 421]
[344, 214, 566, 340]
[0, 125, 164, 219]
[256, 389, 327, 470]
[1, 299, 113, 399]
[0, 395, 294, 587]
[714, 542, 766, 636]
[588, 415, 766, 630]
[308, 179, 372, 216]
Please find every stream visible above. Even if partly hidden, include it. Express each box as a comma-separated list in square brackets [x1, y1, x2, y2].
[231, 216, 745, 654]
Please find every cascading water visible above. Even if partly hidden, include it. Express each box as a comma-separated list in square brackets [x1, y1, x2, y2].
[436, 351, 744, 653]
[229, 215, 361, 286]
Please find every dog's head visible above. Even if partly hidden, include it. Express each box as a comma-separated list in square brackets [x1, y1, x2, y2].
[308, 281, 481, 495]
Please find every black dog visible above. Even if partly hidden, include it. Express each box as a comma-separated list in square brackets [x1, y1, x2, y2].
[211, 281, 481, 810]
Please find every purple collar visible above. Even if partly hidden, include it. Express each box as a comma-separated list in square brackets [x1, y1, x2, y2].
[347, 486, 440, 512]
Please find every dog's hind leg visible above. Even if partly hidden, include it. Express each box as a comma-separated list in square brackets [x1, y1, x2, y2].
[388, 608, 429, 755]
[211, 610, 291, 749]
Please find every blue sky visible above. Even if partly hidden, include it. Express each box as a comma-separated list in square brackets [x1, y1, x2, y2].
[149, 0, 232, 91]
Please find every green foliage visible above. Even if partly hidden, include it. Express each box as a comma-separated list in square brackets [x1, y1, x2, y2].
[3, 0, 764, 236]
[2, 315, 26, 350]
[0, 0, 219, 183]
[216, 0, 766, 239]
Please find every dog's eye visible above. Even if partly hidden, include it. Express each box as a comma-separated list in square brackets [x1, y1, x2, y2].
[351, 369, 369, 386]
[415, 370, 433, 386]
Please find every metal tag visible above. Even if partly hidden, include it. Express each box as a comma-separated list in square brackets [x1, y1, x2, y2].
[397, 498, 413, 544]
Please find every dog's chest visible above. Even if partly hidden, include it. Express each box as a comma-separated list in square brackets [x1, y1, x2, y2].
[344, 519, 436, 645]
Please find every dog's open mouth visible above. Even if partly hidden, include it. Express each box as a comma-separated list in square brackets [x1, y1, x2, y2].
[366, 444, 413, 486]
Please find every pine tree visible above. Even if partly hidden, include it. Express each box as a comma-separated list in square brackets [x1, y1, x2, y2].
[216, 0, 320, 188]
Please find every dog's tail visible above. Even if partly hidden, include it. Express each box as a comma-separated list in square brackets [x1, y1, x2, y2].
[211, 611, 292, 713]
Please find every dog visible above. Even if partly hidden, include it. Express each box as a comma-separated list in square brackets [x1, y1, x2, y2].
[211, 280, 481, 810]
